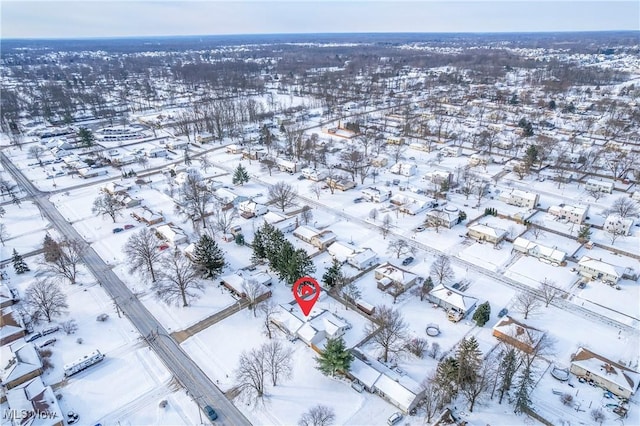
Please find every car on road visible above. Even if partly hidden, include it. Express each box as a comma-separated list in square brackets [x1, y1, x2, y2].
[204, 405, 218, 421]
[124, 224, 135, 230]
[353, 197, 364, 203]
[402, 256, 414, 266]
[387, 412, 403, 425]
[498, 308, 508, 318]
[415, 226, 426, 232]
[112, 227, 124, 233]
[25, 332, 42, 343]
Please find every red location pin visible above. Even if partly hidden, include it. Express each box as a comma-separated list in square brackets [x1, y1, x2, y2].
[293, 276, 321, 317]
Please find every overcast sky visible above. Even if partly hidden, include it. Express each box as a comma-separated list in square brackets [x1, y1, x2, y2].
[2, 1, 638, 39]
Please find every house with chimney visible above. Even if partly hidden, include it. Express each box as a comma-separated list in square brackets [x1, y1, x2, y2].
[492, 316, 546, 354]
[570, 347, 640, 399]
[1, 307, 25, 346]
[4, 376, 64, 426]
[1, 339, 43, 389]
[374, 263, 419, 295]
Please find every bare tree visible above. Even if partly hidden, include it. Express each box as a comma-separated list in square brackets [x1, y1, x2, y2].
[243, 279, 266, 317]
[341, 281, 361, 309]
[235, 346, 268, 403]
[260, 300, 278, 339]
[590, 408, 606, 425]
[386, 239, 415, 259]
[300, 206, 313, 225]
[268, 181, 298, 212]
[92, 192, 124, 223]
[430, 255, 455, 285]
[514, 292, 542, 320]
[606, 227, 625, 245]
[298, 405, 336, 426]
[61, 319, 78, 335]
[606, 196, 639, 218]
[263, 340, 293, 386]
[365, 305, 408, 362]
[539, 279, 561, 307]
[153, 249, 203, 307]
[28, 145, 45, 166]
[199, 154, 212, 172]
[530, 221, 546, 239]
[179, 170, 213, 227]
[311, 183, 323, 200]
[368, 208, 379, 222]
[586, 188, 605, 202]
[25, 278, 68, 322]
[340, 147, 366, 182]
[460, 356, 495, 412]
[42, 238, 83, 284]
[124, 228, 163, 283]
[0, 223, 8, 245]
[381, 214, 393, 239]
[210, 203, 238, 235]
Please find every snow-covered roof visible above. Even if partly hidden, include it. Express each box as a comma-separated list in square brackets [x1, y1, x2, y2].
[493, 316, 546, 350]
[5, 377, 63, 426]
[327, 241, 356, 261]
[578, 256, 624, 279]
[511, 189, 538, 201]
[263, 211, 289, 224]
[513, 237, 566, 262]
[294, 225, 321, 241]
[350, 357, 382, 389]
[373, 374, 419, 412]
[156, 224, 187, 244]
[468, 223, 507, 239]
[1, 340, 42, 385]
[375, 263, 417, 285]
[429, 284, 478, 312]
[350, 248, 377, 265]
[572, 347, 640, 394]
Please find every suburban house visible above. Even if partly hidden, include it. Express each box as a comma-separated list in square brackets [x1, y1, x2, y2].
[428, 284, 478, 321]
[293, 225, 337, 250]
[1, 340, 43, 389]
[238, 200, 268, 218]
[0, 307, 25, 346]
[370, 155, 389, 167]
[146, 147, 168, 158]
[570, 347, 640, 399]
[442, 146, 462, 157]
[118, 194, 142, 208]
[513, 237, 566, 265]
[425, 207, 459, 229]
[390, 193, 435, 216]
[499, 189, 540, 209]
[0, 283, 17, 309]
[100, 181, 130, 195]
[423, 170, 453, 187]
[389, 162, 417, 177]
[77, 167, 109, 178]
[271, 300, 350, 353]
[226, 144, 242, 154]
[585, 178, 614, 194]
[276, 158, 299, 173]
[348, 355, 425, 414]
[386, 136, 405, 145]
[301, 168, 328, 181]
[262, 211, 298, 233]
[604, 214, 634, 236]
[196, 132, 215, 144]
[214, 188, 248, 208]
[219, 271, 272, 299]
[326, 177, 356, 192]
[130, 206, 164, 225]
[467, 223, 508, 245]
[548, 204, 588, 224]
[361, 187, 392, 203]
[577, 256, 626, 284]
[327, 242, 379, 270]
[5, 376, 64, 426]
[241, 148, 266, 161]
[492, 316, 546, 354]
[166, 137, 189, 150]
[374, 263, 419, 294]
[155, 223, 188, 245]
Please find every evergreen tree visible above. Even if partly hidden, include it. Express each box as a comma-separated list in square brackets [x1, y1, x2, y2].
[315, 337, 353, 376]
[77, 127, 95, 147]
[281, 247, 315, 286]
[251, 227, 266, 262]
[456, 337, 483, 391]
[192, 234, 225, 279]
[43, 234, 61, 262]
[577, 225, 591, 242]
[434, 357, 459, 404]
[472, 301, 491, 327]
[322, 259, 343, 289]
[184, 149, 192, 166]
[498, 349, 518, 404]
[12, 249, 30, 274]
[233, 164, 250, 185]
[513, 363, 534, 414]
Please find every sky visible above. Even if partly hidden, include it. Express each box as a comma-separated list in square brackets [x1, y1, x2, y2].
[1, 0, 638, 39]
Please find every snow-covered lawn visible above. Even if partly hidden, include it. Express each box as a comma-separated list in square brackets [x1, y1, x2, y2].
[0, 201, 51, 260]
[457, 241, 514, 272]
[504, 256, 578, 290]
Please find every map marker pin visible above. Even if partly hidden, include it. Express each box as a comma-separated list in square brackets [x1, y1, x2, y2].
[293, 276, 321, 317]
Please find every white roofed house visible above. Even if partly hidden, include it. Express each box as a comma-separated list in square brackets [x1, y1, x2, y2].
[5, 376, 64, 426]
[155, 223, 188, 245]
[348, 248, 379, 270]
[1, 340, 43, 390]
[390, 193, 435, 216]
[219, 271, 272, 300]
[262, 211, 298, 233]
[301, 168, 328, 181]
[548, 204, 588, 224]
[361, 187, 392, 203]
[214, 188, 248, 209]
[570, 347, 640, 399]
[499, 189, 540, 209]
[467, 223, 508, 245]
[389, 162, 417, 177]
[585, 178, 614, 194]
[604, 214, 634, 236]
[293, 225, 337, 251]
[238, 200, 268, 218]
[374, 262, 419, 296]
[425, 207, 459, 229]
[276, 158, 299, 173]
[327, 241, 356, 263]
[428, 284, 478, 321]
[513, 237, 566, 265]
[577, 256, 626, 284]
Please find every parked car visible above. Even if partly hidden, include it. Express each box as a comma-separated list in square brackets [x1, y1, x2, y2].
[67, 411, 79, 425]
[415, 226, 426, 232]
[42, 326, 59, 336]
[351, 381, 364, 393]
[578, 281, 587, 289]
[39, 338, 57, 348]
[112, 227, 124, 233]
[402, 256, 414, 266]
[25, 332, 42, 343]
[498, 308, 508, 318]
[297, 175, 306, 180]
[387, 412, 403, 425]
[353, 197, 364, 203]
[124, 224, 134, 230]
[204, 405, 218, 421]
[96, 314, 109, 322]
[159, 244, 170, 251]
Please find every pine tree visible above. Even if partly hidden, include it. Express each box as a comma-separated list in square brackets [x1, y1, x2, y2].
[456, 337, 483, 391]
[513, 363, 534, 414]
[434, 357, 459, 404]
[472, 301, 491, 327]
[192, 234, 225, 279]
[577, 225, 591, 242]
[315, 337, 353, 376]
[77, 127, 94, 147]
[43, 234, 61, 262]
[498, 349, 518, 404]
[12, 249, 30, 274]
[251, 227, 266, 262]
[322, 259, 343, 289]
[232, 164, 250, 185]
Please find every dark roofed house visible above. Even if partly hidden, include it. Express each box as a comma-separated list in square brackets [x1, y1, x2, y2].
[492, 316, 546, 354]
[570, 347, 640, 399]
[1, 307, 26, 346]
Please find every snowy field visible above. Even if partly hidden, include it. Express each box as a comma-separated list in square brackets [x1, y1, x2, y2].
[0, 201, 50, 261]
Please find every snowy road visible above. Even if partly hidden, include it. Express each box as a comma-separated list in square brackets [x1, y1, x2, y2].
[1, 152, 251, 426]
